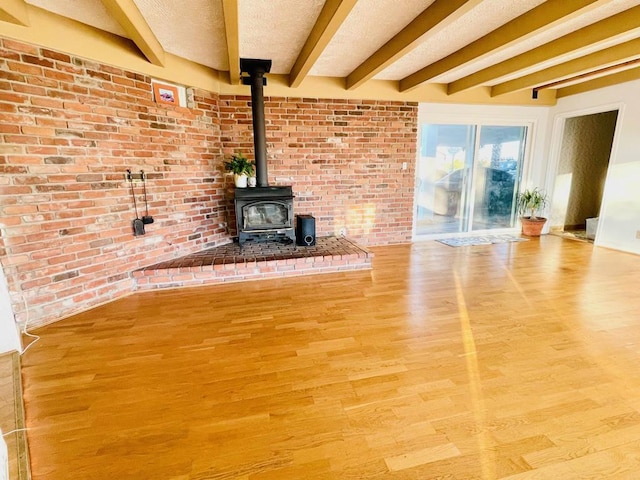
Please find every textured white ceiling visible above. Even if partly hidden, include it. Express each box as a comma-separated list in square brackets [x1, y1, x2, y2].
[374, 0, 547, 80]
[311, 0, 436, 77]
[435, 0, 640, 84]
[19, 0, 640, 95]
[134, 0, 229, 70]
[25, 0, 126, 36]
[239, 0, 326, 74]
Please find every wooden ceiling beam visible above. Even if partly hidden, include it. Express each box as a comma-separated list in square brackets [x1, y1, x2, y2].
[400, 0, 608, 92]
[346, 0, 482, 90]
[556, 65, 640, 98]
[0, 0, 29, 26]
[491, 37, 640, 96]
[290, 0, 357, 88]
[100, 0, 165, 67]
[222, 0, 240, 85]
[448, 5, 640, 95]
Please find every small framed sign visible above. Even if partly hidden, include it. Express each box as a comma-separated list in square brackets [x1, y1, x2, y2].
[153, 82, 179, 105]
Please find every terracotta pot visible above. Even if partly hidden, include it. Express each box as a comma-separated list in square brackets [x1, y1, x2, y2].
[520, 216, 547, 237]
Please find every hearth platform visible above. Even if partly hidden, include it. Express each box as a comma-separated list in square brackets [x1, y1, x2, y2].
[133, 236, 373, 290]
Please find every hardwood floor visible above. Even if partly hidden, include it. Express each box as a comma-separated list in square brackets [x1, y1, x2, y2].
[1, 352, 29, 480]
[20, 235, 640, 479]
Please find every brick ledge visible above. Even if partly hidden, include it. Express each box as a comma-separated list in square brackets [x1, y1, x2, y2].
[133, 236, 373, 290]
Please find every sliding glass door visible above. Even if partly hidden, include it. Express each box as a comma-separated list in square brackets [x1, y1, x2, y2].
[415, 124, 526, 236]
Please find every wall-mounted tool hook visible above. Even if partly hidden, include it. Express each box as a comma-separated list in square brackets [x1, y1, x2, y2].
[140, 170, 154, 224]
[127, 169, 145, 236]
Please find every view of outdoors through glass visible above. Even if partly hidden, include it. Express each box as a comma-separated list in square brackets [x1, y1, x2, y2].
[415, 124, 526, 236]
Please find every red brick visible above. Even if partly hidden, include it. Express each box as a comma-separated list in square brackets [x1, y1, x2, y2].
[44, 69, 74, 83]
[2, 39, 36, 54]
[40, 49, 71, 63]
[0, 39, 415, 329]
[0, 92, 28, 104]
[12, 83, 47, 96]
[21, 125, 55, 136]
[7, 60, 42, 76]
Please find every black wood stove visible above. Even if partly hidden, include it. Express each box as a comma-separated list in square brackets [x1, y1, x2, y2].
[234, 186, 295, 247]
[234, 58, 296, 248]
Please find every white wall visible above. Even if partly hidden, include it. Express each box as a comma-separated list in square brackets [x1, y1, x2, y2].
[0, 265, 21, 354]
[548, 80, 640, 254]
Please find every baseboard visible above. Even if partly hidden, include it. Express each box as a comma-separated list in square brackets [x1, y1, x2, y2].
[13, 353, 30, 480]
[564, 224, 586, 230]
[1, 353, 30, 480]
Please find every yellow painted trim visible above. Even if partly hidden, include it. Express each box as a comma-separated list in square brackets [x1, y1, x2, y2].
[99, 0, 165, 67]
[556, 66, 640, 98]
[400, 0, 608, 92]
[491, 37, 640, 96]
[222, 0, 240, 85]
[290, 0, 357, 88]
[346, 0, 481, 90]
[0, 0, 29, 26]
[448, 5, 640, 95]
[220, 75, 557, 105]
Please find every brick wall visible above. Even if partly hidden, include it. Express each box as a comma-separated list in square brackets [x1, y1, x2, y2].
[0, 38, 226, 328]
[0, 37, 418, 328]
[220, 96, 417, 244]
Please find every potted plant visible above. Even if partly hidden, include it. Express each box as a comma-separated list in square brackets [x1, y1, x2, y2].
[223, 152, 254, 188]
[517, 187, 548, 236]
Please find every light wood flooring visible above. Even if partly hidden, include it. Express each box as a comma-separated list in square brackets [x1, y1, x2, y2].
[20, 235, 640, 479]
[1, 352, 29, 480]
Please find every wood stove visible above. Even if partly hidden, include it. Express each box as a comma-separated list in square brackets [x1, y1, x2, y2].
[234, 58, 297, 248]
[234, 186, 295, 247]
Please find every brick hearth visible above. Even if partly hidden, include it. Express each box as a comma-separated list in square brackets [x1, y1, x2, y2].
[133, 236, 373, 290]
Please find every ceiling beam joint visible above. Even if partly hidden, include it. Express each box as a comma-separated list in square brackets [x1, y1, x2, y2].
[491, 38, 640, 96]
[222, 0, 240, 85]
[290, 0, 358, 88]
[100, 0, 165, 67]
[0, 0, 30, 26]
[347, 0, 482, 90]
[400, 0, 609, 92]
[557, 65, 640, 98]
[447, 5, 640, 95]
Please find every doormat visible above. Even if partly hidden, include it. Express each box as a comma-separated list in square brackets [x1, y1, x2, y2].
[437, 234, 529, 247]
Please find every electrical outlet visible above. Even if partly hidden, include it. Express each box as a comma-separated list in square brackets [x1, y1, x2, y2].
[339, 228, 346, 236]
[402, 162, 408, 170]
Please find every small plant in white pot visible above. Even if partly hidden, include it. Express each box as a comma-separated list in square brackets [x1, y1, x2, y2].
[517, 187, 548, 236]
[223, 152, 254, 188]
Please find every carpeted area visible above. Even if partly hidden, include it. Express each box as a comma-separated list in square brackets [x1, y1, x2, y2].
[437, 234, 529, 247]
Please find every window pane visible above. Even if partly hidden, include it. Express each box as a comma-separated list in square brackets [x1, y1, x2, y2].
[415, 124, 474, 235]
[471, 126, 526, 230]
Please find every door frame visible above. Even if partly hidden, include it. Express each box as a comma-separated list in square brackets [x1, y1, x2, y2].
[413, 103, 549, 241]
[545, 102, 624, 245]
[0, 264, 21, 354]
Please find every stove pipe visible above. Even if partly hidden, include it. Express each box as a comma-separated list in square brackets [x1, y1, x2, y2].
[240, 58, 272, 188]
